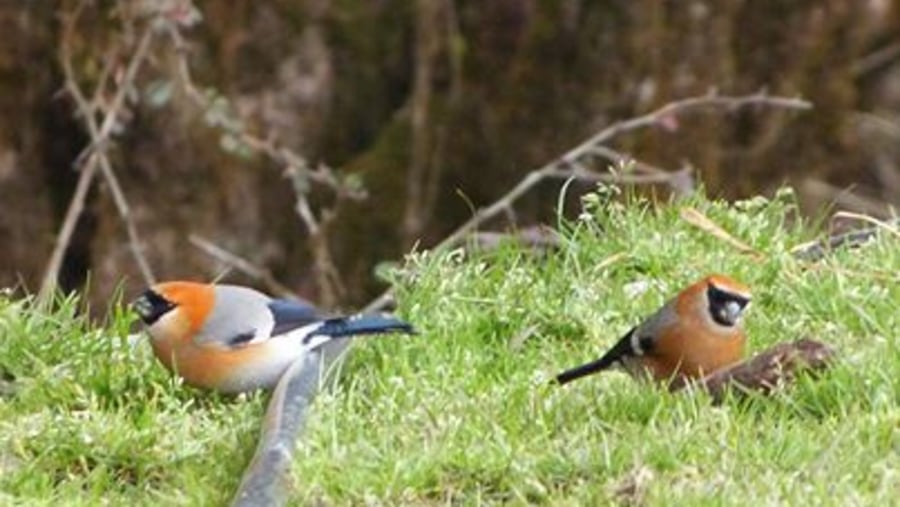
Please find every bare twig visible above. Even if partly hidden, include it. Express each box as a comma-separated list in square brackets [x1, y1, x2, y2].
[801, 179, 893, 218]
[39, 164, 99, 302]
[164, 22, 355, 307]
[571, 89, 811, 160]
[585, 145, 695, 196]
[438, 91, 808, 253]
[165, 22, 360, 195]
[364, 91, 812, 311]
[40, 3, 157, 301]
[285, 168, 347, 307]
[103, 161, 154, 281]
[830, 211, 900, 240]
[362, 291, 397, 314]
[188, 235, 298, 298]
[791, 213, 900, 262]
[679, 207, 765, 259]
[852, 41, 900, 78]
[70, 26, 157, 286]
[468, 226, 561, 253]
[546, 164, 694, 188]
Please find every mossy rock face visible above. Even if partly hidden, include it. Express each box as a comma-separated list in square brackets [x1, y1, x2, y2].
[0, 2, 896, 306]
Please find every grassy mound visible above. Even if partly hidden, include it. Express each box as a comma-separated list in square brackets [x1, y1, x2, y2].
[2, 187, 897, 505]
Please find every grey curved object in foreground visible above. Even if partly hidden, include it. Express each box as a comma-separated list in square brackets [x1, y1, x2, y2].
[231, 339, 350, 507]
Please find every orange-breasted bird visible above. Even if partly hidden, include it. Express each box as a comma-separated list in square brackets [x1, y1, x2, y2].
[555, 274, 751, 386]
[132, 281, 415, 394]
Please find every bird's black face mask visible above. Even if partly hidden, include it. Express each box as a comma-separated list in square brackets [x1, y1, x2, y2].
[707, 284, 750, 327]
[132, 290, 175, 325]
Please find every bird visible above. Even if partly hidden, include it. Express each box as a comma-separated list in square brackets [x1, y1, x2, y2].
[131, 281, 416, 394]
[555, 274, 751, 386]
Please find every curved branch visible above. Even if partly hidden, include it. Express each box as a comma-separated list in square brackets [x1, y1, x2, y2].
[40, 4, 157, 300]
[364, 91, 812, 312]
[231, 351, 323, 507]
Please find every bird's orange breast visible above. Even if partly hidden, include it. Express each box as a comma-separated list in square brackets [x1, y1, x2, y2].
[151, 339, 274, 391]
[637, 318, 745, 383]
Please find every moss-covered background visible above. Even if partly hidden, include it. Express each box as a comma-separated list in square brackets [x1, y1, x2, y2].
[2, 1, 899, 306]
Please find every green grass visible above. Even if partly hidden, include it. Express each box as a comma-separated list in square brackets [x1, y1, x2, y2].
[2, 187, 898, 505]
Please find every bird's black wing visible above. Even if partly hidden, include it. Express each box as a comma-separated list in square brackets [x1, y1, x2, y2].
[303, 314, 416, 344]
[267, 299, 322, 336]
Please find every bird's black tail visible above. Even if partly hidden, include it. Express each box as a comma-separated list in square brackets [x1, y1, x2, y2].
[554, 329, 635, 385]
[305, 314, 416, 343]
[554, 356, 619, 385]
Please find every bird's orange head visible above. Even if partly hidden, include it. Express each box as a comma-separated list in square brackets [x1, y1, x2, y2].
[132, 281, 215, 343]
[680, 274, 752, 330]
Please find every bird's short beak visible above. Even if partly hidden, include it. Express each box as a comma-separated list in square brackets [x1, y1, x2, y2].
[722, 300, 745, 325]
[131, 294, 153, 320]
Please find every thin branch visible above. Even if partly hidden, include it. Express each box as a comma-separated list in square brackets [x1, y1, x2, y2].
[292, 191, 320, 236]
[680, 207, 765, 260]
[364, 90, 811, 311]
[165, 24, 357, 195]
[566, 89, 811, 164]
[286, 168, 347, 307]
[362, 291, 396, 314]
[69, 25, 157, 286]
[97, 156, 156, 283]
[791, 214, 900, 262]
[545, 165, 693, 187]
[801, 179, 893, 218]
[831, 211, 900, 240]
[39, 0, 95, 302]
[40, 4, 157, 300]
[852, 40, 900, 78]
[585, 145, 695, 196]
[39, 164, 99, 302]
[164, 22, 353, 307]
[188, 235, 298, 299]
[439, 91, 809, 253]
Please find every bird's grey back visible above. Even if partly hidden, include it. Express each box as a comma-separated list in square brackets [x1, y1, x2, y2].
[633, 298, 679, 347]
[194, 285, 275, 346]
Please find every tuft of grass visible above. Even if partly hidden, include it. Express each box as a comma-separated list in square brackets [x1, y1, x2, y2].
[2, 187, 898, 505]
[0, 293, 265, 505]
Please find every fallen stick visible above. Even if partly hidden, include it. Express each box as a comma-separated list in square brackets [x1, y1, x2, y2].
[791, 216, 900, 262]
[669, 338, 836, 403]
[231, 351, 322, 507]
[231, 339, 350, 507]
